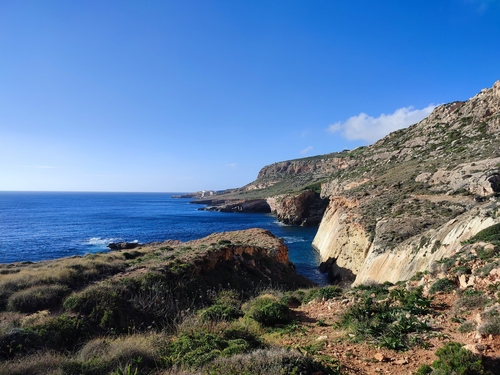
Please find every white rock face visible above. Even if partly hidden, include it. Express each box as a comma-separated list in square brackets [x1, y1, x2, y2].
[312, 197, 370, 275]
[354, 207, 497, 285]
[313, 201, 499, 285]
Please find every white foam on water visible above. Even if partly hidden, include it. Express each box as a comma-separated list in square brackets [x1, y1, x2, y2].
[282, 236, 306, 243]
[86, 237, 121, 246]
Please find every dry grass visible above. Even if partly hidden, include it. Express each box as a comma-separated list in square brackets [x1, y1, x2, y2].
[0, 351, 67, 375]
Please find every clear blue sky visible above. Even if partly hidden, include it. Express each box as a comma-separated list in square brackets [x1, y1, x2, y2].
[1, 0, 499, 192]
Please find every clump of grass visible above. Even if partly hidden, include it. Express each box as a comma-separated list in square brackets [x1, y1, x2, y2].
[458, 321, 477, 333]
[478, 307, 500, 336]
[0, 352, 67, 375]
[7, 284, 70, 313]
[306, 286, 343, 302]
[454, 290, 488, 312]
[75, 334, 159, 374]
[206, 347, 341, 375]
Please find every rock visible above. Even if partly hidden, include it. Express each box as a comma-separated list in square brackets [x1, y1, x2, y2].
[267, 190, 329, 226]
[393, 358, 409, 365]
[107, 242, 140, 250]
[316, 335, 328, 342]
[459, 274, 468, 289]
[463, 344, 483, 357]
[374, 353, 387, 362]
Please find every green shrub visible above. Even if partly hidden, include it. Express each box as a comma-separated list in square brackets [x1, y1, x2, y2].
[7, 284, 70, 313]
[315, 286, 343, 300]
[464, 223, 500, 246]
[415, 364, 433, 375]
[429, 278, 456, 294]
[0, 314, 87, 358]
[352, 282, 389, 299]
[199, 304, 242, 322]
[453, 265, 472, 276]
[246, 297, 292, 327]
[30, 314, 88, 351]
[431, 342, 485, 374]
[338, 293, 430, 350]
[161, 329, 262, 369]
[63, 283, 134, 331]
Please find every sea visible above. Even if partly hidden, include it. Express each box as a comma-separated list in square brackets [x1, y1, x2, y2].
[0, 192, 328, 285]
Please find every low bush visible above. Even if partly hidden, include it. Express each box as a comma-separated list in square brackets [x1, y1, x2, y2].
[206, 347, 341, 375]
[199, 304, 242, 322]
[245, 296, 292, 327]
[458, 321, 477, 333]
[160, 329, 262, 369]
[63, 283, 133, 331]
[339, 286, 431, 350]
[478, 313, 500, 336]
[429, 278, 456, 294]
[310, 286, 343, 301]
[7, 284, 70, 313]
[464, 223, 500, 246]
[454, 290, 488, 312]
[427, 342, 485, 374]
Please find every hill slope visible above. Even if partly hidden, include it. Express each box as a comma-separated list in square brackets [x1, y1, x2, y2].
[201, 80, 500, 285]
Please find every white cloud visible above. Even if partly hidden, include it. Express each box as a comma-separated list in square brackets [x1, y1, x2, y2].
[300, 146, 313, 155]
[327, 104, 436, 143]
[226, 163, 238, 168]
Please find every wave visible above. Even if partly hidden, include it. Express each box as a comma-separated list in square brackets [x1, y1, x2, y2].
[282, 236, 307, 243]
[85, 237, 121, 246]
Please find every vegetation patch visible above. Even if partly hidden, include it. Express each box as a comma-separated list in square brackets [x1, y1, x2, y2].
[416, 342, 486, 375]
[338, 285, 431, 350]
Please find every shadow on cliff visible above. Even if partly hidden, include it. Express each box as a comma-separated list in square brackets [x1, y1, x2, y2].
[319, 257, 356, 285]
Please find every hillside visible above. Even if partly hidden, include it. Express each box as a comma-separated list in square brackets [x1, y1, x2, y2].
[2, 227, 500, 374]
[196, 80, 500, 285]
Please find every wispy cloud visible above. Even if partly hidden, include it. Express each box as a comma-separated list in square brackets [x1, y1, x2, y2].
[327, 105, 436, 143]
[226, 163, 238, 168]
[465, 0, 498, 13]
[300, 146, 313, 155]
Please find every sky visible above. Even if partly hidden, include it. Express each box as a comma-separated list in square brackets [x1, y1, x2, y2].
[0, 0, 499, 192]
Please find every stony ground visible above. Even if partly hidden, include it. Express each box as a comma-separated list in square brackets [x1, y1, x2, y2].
[279, 283, 500, 374]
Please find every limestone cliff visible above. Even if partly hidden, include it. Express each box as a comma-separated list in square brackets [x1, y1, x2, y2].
[313, 80, 500, 285]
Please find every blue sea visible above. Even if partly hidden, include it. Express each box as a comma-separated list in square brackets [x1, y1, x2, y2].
[0, 192, 327, 285]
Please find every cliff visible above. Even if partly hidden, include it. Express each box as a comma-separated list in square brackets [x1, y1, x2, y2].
[313, 80, 500, 285]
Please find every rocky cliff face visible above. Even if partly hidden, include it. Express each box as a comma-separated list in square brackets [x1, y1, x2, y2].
[313, 80, 500, 285]
[266, 190, 329, 226]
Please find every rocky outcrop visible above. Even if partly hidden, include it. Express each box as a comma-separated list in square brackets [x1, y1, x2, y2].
[154, 228, 315, 289]
[197, 199, 271, 213]
[107, 242, 141, 250]
[267, 190, 329, 226]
